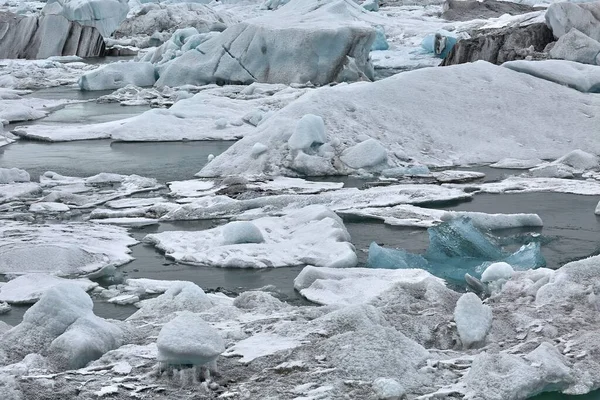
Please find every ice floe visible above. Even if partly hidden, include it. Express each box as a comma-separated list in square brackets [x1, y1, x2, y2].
[145, 205, 357, 268]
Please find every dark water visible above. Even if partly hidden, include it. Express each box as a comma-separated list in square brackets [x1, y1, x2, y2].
[0, 140, 234, 183]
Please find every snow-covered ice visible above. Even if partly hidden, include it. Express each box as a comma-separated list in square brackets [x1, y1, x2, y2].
[294, 265, 443, 305]
[0, 274, 98, 304]
[157, 312, 225, 368]
[201, 62, 600, 177]
[0, 222, 136, 277]
[146, 205, 357, 268]
[454, 293, 492, 348]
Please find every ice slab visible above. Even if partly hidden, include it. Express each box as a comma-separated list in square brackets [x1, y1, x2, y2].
[0, 221, 136, 277]
[157, 311, 225, 367]
[0, 274, 98, 304]
[200, 61, 600, 177]
[294, 265, 443, 305]
[146, 205, 357, 268]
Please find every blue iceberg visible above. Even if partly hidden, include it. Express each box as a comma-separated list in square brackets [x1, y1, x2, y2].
[421, 31, 458, 59]
[366, 217, 546, 284]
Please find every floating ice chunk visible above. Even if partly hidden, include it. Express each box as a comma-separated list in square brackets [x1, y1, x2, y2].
[49, 312, 124, 369]
[294, 266, 442, 305]
[0, 168, 29, 184]
[381, 165, 430, 178]
[0, 182, 42, 203]
[147, 206, 357, 269]
[107, 294, 139, 305]
[371, 26, 389, 50]
[0, 222, 136, 277]
[129, 282, 213, 319]
[93, 217, 159, 227]
[43, 0, 129, 37]
[433, 170, 485, 183]
[233, 291, 287, 312]
[79, 62, 156, 91]
[421, 31, 457, 58]
[503, 60, 600, 94]
[549, 28, 600, 65]
[246, 177, 343, 194]
[0, 274, 98, 304]
[454, 292, 492, 348]
[157, 312, 225, 367]
[555, 149, 599, 170]
[362, 0, 379, 12]
[490, 158, 543, 169]
[291, 151, 336, 176]
[596, 200, 600, 215]
[288, 114, 326, 151]
[29, 202, 70, 213]
[1, 284, 122, 368]
[465, 176, 600, 195]
[95, 386, 119, 397]
[481, 262, 514, 283]
[221, 221, 265, 245]
[528, 163, 574, 179]
[504, 242, 546, 270]
[372, 378, 405, 400]
[426, 218, 504, 261]
[340, 139, 388, 169]
[367, 243, 429, 270]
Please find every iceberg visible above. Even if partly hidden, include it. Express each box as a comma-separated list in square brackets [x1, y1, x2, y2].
[43, 0, 129, 37]
[78, 62, 156, 91]
[366, 218, 546, 283]
[155, 0, 376, 87]
[200, 62, 600, 178]
[0, 284, 123, 369]
[157, 312, 225, 369]
[146, 205, 357, 268]
[454, 292, 492, 348]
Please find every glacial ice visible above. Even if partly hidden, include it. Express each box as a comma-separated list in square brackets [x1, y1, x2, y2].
[421, 31, 457, 58]
[146, 206, 357, 268]
[43, 0, 129, 37]
[157, 312, 225, 368]
[0, 284, 123, 369]
[372, 377, 405, 400]
[340, 139, 388, 170]
[201, 62, 600, 177]
[0, 274, 98, 304]
[155, 0, 376, 87]
[481, 262, 514, 283]
[0, 168, 30, 184]
[221, 221, 264, 245]
[366, 218, 545, 282]
[128, 282, 214, 320]
[548, 28, 600, 65]
[503, 60, 600, 93]
[545, 1, 600, 42]
[368, 243, 429, 270]
[287, 114, 327, 151]
[0, 221, 136, 277]
[294, 265, 443, 305]
[454, 293, 492, 348]
[78, 62, 156, 91]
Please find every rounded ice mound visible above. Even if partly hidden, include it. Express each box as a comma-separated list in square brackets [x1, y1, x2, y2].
[372, 377, 405, 400]
[78, 62, 156, 91]
[130, 282, 213, 319]
[221, 221, 264, 245]
[481, 262, 514, 283]
[454, 293, 492, 348]
[0, 245, 102, 276]
[555, 149, 599, 170]
[340, 139, 388, 169]
[157, 312, 225, 367]
[0, 168, 30, 184]
[288, 114, 326, 151]
[233, 291, 286, 312]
